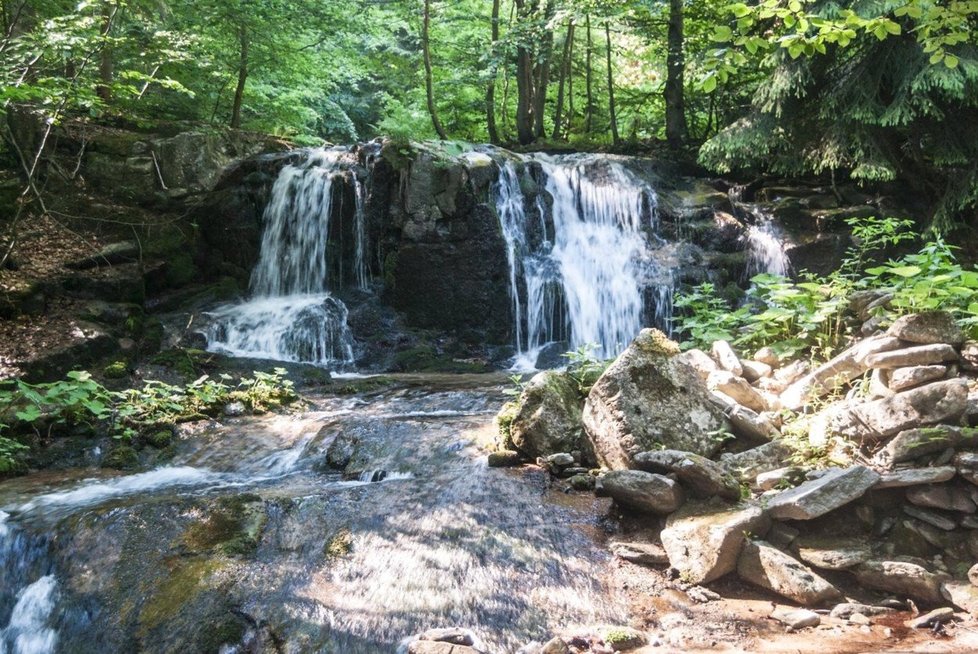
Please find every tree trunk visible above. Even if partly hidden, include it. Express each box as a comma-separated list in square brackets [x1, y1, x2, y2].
[584, 14, 594, 135]
[230, 25, 248, 129]
[551, 21, 573, 140]
[96, 3, 113, 102]
[665, 0, 687, 149]
[514, 0, 535, 145]
[531, 1, 555, 139]
[422, 0, 448, 139]
[605, 22, 619, 145]
[485, 0, 501, 143]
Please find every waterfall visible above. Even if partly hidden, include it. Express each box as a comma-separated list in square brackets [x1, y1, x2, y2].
[205, 147, 357, 366]
[745, 218, 791, 278]
[0, 513, 59, 654]
[492, 154, 663, 366]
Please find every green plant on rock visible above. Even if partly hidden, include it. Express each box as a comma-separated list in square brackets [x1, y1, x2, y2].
[562, 343, 609, 397]
[673, 283, 749, 349]
[1, 370, 112, 432]
[0, 434, 29, 473]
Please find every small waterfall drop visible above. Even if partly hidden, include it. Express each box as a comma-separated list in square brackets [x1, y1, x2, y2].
[206, 147, 357, 366]
[492, 154, 664, 365]
[745, 216, 791, 278]
[0, 512, 59, 654]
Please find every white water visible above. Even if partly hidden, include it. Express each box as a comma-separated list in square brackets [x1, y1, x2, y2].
[205, 147, 357, 366]
[746, 219, 790, 278]
[0, 576, 58, 654]
[493, 154, 663, 364]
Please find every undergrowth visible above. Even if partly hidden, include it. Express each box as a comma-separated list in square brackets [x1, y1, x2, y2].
[0, 368, 297, 471]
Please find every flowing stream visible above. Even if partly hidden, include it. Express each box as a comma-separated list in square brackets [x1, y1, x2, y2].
[0, 378, 624, 653]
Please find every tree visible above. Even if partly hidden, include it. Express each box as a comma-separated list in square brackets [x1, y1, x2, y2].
[664, 0, 687, 148]
[421, 0, 447, 139]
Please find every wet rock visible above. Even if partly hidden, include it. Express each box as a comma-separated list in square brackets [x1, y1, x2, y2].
[853, 559, 951, 604]
[888, 365, 948, 392]
[942, 581, 978, 617]
[710, 340, 743, 376]
[507, 371, 584, 460]
[487, 450, 522, 467]
[770, 607, 820, 630]
[878, 427, 962, 467]
[906, 607, 955, 629]
[660, 500, 770, 584]
[907, 485, 976, 514]
[583, 329, 729, 467]
[720, 441, 794, 483]
[781, 335, 902, 409]
[738, 540, 841, 606]
[597, 470, 685, 514]
[610, 540, 669, 566]
[875, 467, 957, 488]
[708, 371, 768, 413]
[888, 312, 964, 346]
[544, 452, 575, 469]
[903, 505, 957, 531]
[633, 449, 741, 500]
[865, 344, 958, 369]
[568, 474, 595, 491]
[810, 380, 968, 446]
[796, 536, 871, 570]
[766, 466, 879, 521]
[223, 401, 246, 417]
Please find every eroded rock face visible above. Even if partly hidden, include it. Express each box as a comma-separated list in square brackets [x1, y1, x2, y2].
[660, 500, 770, 584]
[506, 371, 585, 461]
[583, 329, 729, 469]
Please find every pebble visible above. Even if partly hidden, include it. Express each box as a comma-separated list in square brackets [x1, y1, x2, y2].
[771, 607, 820, 630]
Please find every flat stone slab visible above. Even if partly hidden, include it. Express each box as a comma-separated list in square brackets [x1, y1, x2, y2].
[766, 466, 879, 521]
[610, 540, 669, 566]
[770, 607, 820, 630]
[903, 505, 957, 531]
[907, 484, 976, 514]
[738, 540, 841, 606]
[865, 344, 958, 369]
[943, 581, 978, 617]
[888, 365, 948, 392]
[906, 607, 955, 629]
[661, 500, 770, 584]
[888, 311, 964, 346]
[633, 449, 741, 500]
[875, 467, 957, 488]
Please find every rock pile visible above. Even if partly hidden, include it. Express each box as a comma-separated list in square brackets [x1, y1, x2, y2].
[492, 311, 978, 630]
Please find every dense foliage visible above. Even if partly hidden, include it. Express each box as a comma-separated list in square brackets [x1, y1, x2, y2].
[0, 1, 975, 225]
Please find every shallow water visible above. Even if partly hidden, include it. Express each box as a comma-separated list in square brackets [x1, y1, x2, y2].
[0, 375, 625, 653]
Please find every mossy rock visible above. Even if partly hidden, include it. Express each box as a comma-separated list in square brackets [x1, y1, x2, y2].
[182, 494, 267, 557]
[324, 528, 353, 560]
[391, 345, 491, 373]
[144, 429, 173, 449]
[331, 376, 397, 395]
[103, 361, 129, 379]
[151, 347, 212, 378]
[104, 445, 140, 470]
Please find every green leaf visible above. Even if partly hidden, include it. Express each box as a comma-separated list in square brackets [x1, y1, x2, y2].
[889, 265, 923, 277]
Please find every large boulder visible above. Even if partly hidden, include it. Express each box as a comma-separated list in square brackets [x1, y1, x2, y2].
[504, 371, 585, 460]
[660, 500, 770, 584]
[737, 540, 842, 606]
[583, 329, 729, 469]
[887, 311, 964, 346]
[853, 559, 950, 605]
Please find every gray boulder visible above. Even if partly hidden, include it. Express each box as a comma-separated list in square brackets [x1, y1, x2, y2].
[633, 449, 741, 500]
[877, 426, 962, 467]
[766, 466, 879, 521]
[720, 441, 795, 484]
[795, 535, 871, 570]
[864, 344, 958, 369]
[660, 500, 770, 584]
[887, 365, 948, 392]
[506, 371, 584, 460]
[887, 311, 964, 346]
[737, 540, 842, 606]
[853, 558, 951, 604]
[875, 467, 956, 489]
[597, 470, 685, 514]
[583, 329, 729, 468]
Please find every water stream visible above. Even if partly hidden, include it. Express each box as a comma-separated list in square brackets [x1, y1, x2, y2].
[0, 378, 624, 653]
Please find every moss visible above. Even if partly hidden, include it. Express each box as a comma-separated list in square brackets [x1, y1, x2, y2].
[383, 251, 398, 290]
[495, 401, 519, 448]
[104, 445, 139, 470]
[151, 347, 211, 378]
[199, 617, 247, 654]
[144, 429, 173, 449]
[182, 494, 267, 557]
[391, 345, 491, 373]
[332, 376, 396, 395]
[138, 557, 226, 632]
[634, 328, 681, 357]
[164, 251, 197, 288]
[103, 361, 129, 379]
[324, 528, 353, 560]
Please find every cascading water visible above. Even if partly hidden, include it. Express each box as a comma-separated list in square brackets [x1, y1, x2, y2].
[205, 147, 357, 366]
[0, 512, 58, 654]
[492, 153, 667, 366]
